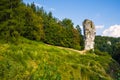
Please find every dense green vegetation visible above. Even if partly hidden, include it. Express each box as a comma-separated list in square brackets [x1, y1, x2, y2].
[95, 36, 120, 64]
[0, 0, 83, 50]
[0, 38, 120, 80]
[0, 0, 120, 80]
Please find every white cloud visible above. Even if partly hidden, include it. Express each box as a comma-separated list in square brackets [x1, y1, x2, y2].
[33, 3, 55, 12]
[96, 25, 104, 29]
[34, 3, 44, 8]
[102, 25, 120, 37]
[80, 26, 83, 29]
[93, 13, 101, 20]
[49, 8, 55, 11]
[95, 25, 104, 35]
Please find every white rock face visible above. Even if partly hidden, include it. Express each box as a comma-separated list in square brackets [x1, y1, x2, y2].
[83, 19, 96, 50]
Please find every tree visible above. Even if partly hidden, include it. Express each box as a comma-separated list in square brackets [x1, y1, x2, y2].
[76, 25, 82, 35]
[48, 12, 53, 19]
[22, 6, 44, 41]
[76, 25, 84, 49]
[95, 36, 120, 64]
[30, 2, 36, 12]
[72, 28, 81, 49]
[61, 18, 73, 29]
[0, 0, 21, 23]
[113, 42, 120, 64]
[0, 0, 22, 42]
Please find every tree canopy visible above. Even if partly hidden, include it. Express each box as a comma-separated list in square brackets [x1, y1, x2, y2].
[0, 1, 83, 50]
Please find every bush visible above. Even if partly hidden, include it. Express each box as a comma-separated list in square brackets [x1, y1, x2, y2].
[94, 49, 109, 56]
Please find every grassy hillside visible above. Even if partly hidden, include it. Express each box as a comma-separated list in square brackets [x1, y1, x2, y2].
[0, 38, 120, 80]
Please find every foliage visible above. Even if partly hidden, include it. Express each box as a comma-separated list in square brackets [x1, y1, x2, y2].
[112, 42, 120, 64]
[94, 49, 109, 56]
[0, 1, 83, 50]
[0, 0, 22, 42]
[95, 36, 120, 64]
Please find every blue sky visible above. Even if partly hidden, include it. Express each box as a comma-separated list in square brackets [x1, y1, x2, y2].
[23, 0, 120, 37]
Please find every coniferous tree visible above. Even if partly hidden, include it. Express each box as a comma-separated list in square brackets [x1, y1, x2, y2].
[30, 2, 36, 12]
[22, 5, 44, 41]
[113, 42, 120, 64]
[76, 25, 84, 49]
[0, 0, 22, 42]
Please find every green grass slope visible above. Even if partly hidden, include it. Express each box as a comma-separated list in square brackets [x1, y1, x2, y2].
[0, 38, 120, 80]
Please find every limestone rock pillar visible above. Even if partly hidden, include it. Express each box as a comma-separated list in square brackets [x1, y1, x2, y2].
[83, 19, 96, 50]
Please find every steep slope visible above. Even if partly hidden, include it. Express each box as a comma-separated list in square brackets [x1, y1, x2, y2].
[0, 38, 120, 80]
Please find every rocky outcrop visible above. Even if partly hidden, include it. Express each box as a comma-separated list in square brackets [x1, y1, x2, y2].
[83, 19, 96, 50]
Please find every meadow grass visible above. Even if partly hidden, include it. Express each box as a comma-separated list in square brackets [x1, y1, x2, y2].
[0, 38, 119, 80]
